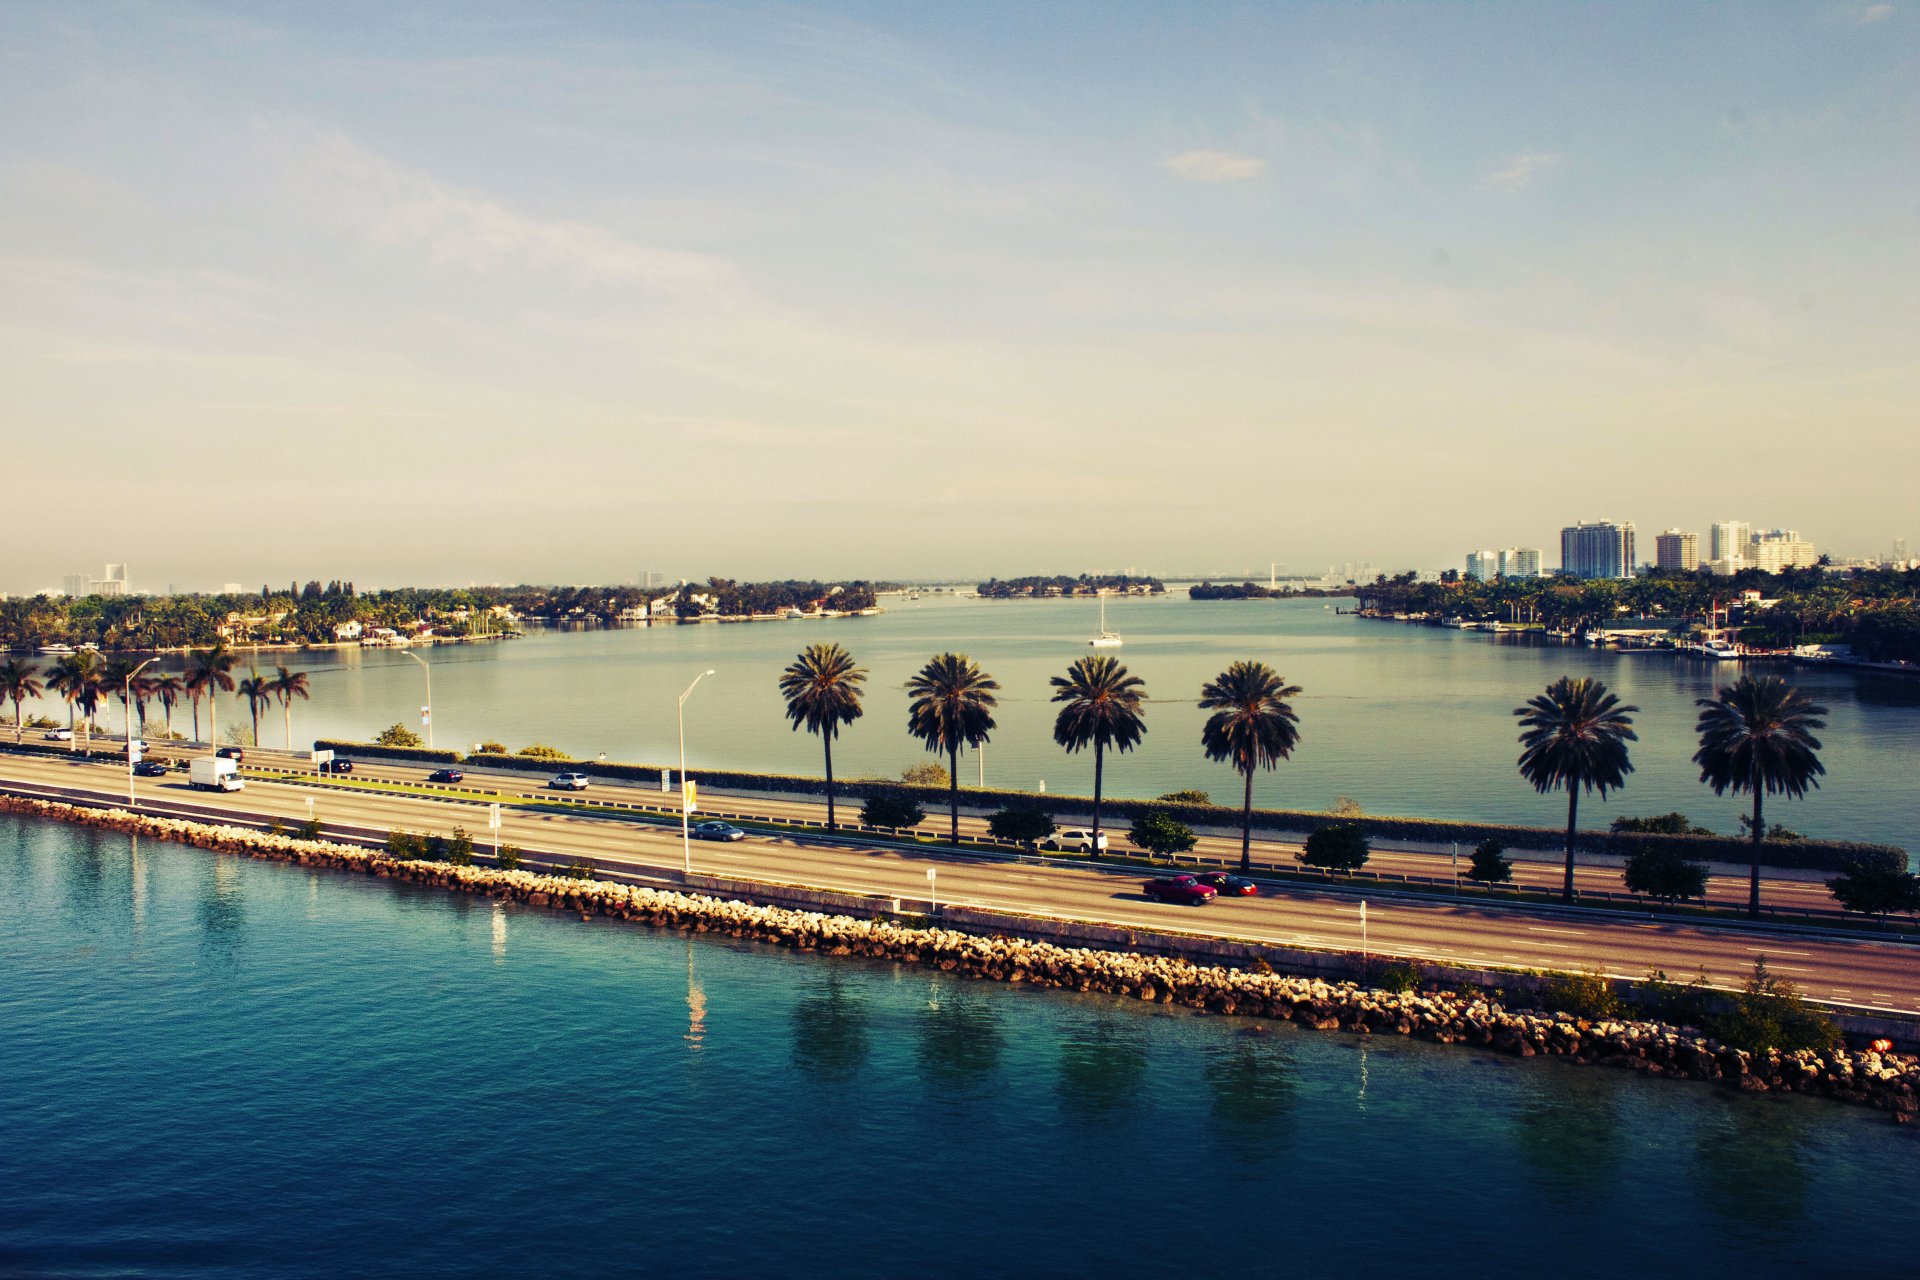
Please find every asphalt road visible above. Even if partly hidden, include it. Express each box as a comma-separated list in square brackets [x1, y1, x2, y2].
[3, 745, 1915, 1015]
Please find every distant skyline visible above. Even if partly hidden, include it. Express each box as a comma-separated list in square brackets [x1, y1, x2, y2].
[3, 1, 1916, 591]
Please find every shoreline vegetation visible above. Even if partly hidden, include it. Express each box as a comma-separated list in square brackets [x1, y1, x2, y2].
[974, 574, 1164, 598]
[7, 792, 1916, 1122]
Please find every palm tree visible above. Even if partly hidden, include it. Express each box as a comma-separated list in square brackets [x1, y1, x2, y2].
[778, 643, 867, 829]
[905, 653, 999, 844]
[1199, 661, 1302, 872]
[1694, 674, 1827, 919]
[184, 645, 236, 746]
[45, 650, 107, 754]
[102, 657, 138, 744]
[148, 672, 185, 742]
[1515, 676, 1639, 903]
[270, 665, 311, 749]
[0, 659, 42, 743]
[1049, 655, 1147, 853]
[237, 668, 275, 748]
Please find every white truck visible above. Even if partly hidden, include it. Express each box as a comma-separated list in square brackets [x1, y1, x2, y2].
[190, 757, 245, 792]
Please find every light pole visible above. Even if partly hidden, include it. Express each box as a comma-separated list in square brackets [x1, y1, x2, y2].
[678, 669, 716, 875]
[404, 650, 432, 750]
[124, 657, 156, 804]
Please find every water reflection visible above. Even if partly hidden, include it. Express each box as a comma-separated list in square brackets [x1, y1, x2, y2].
[1057, 1012, 1148, 1120]
[1511, 1069, 1623, 1194]
[1692, 1101, 1812, 1231]
[198, 857, 245, 952]
[130, 836, 147, 930]
[685, 940, 708, 1052]
[61, 827, 110, 910]
[791, 974, 871, 1081]
[1203, 1033, 1296, 1151]
[916, 982, 1004, 1090]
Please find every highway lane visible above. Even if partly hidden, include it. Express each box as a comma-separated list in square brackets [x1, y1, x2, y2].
[5, 750, 1916, 1014]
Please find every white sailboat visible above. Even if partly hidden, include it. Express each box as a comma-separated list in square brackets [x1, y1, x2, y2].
[1088, 592, 1122, 648]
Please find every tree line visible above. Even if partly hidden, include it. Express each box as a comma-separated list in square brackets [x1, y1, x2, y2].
[0, 644, 310, 752]
[975, 574, 1165, 598]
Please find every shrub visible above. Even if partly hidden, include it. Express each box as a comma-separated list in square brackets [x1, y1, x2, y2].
[1329, 795, 1364, 818]
[495, 844, 522, 871]
[1128, 809, 1197, 859]
[987, 806, 1055, 848]
[1623, 846, 1711, 904]
[899, 762, 949, 787]
[1465, 838, 1513, 885]
[861, 794, 925, 830]
[384, 830, 426, 859]
[1377, 960, 1422, 994]
[425, 833, 450, 861]
[517, 743, 570, 761]
[561, 859, 596, 881]
[1156, 789, 1210, 805]
[1612, 812, 1713, 836]
[294, 818, 323, 841]
[1299, 823, 1370, 875]
[477, 740, 506, 754]
[26, 714, 58, 729]
[266, 817, 286, 837]
[446, 827, 475, 867]
[1740, 816, 1802, 842]
[1826, 856, 1920, 920]
[1539, 970, 1622, 1020]
[375, 723, 424, 748]
[1638, 968, 1712, 1027]
[1707, 958, 1842, 1054]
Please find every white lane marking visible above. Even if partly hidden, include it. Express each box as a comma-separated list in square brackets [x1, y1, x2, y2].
[1530, 942, 1572, 950]
[1527, 926, 1590, 937]
[1743, 947, 1812, 956]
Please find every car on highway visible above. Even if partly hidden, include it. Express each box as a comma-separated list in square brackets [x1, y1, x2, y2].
[216, 746, 244, 763]
[320, 759, 354, 775]
[549, 771, 590, 791]
[427, 768, 465, 784]
[1142, 874, 1217, 905]
[1193, 871, 1259, 897]
[44, 728, 72, 741]
[691, 821, 746, 842]
[133, 760, 169, 778]
[124, 739, 150, 754]
[1041, 827, 1110, 854]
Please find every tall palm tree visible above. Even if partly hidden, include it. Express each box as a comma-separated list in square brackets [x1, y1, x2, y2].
[148, 672, 185, 742]
[270, 665, 311, 749]
[777, 643, 867, 829]
[1199, 661, 1302, 872]
[102, 656, 138, 744]
[45, 650, 108, 754]
[184, 645, 236, 747]
[905, 653, 999, 844]
[1515, 676, 1639, 903]
[1050, 655, 1147, 853]
[237, 668, 275, 748]
[0, 658, 42, 743]
[1694, 674, 1827, 919]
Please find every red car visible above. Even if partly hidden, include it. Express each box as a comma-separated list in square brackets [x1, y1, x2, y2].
[1143, 874, 1216, 905]
[1193, 872, 1259, 897]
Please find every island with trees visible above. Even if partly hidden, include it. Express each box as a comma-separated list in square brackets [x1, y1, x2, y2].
[975, 574, 1164, 599]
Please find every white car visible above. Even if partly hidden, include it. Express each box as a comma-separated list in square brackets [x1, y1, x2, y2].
[44, 728, 73, 742]
[1041, 827, 1109, 853]
[549, 771, 590, 791]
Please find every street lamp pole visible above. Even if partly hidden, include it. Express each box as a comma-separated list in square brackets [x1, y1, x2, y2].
[678, 669, 716, 876]
[404, 650, 433, 750]
[125, 657, 156, 805]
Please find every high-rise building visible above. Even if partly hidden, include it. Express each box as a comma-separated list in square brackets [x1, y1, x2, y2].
[1895, 538, 1910, 563]
[61, 574, 89, 598]
[1654, 529, 1699, 572]
[1499, 547, 1543, 578]
[1710, 520, 1750, 572]
[1465, 550, 1499, 582]
[1559, 521, 1636, 580]
[1749, 529, 1817, 573]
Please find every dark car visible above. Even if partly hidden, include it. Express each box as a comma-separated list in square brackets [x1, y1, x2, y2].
[1142, 874, 1217, 905]
[133, 760, 169, 778]
[427, 768, 465, 784]
[216, 746, 244, 763]
[692, 821, 746, 842]
[1193, 871, 1259, 897]
[320, 759, 353, 775]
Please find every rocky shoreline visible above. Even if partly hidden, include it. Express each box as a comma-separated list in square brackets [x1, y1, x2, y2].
[7, 793, 1918, 1122]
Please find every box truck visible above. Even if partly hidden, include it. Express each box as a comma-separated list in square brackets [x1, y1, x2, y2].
[190, 757, 245, 792]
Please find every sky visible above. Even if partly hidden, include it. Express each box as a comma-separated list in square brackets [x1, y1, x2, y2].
[2, 0, 1915, 591]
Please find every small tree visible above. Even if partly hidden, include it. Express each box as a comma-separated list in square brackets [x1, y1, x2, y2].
[1128, 809, 1197, 860]
[517, 743, 570, 761]
[899, 762, 949, 788]
[561, 859, 596, 881]
[1623, 846, 1711, 905]
[1827, 857, 1920, 921]
[477, 740, 507, 754]
[375, 723, 424, 748]
[1156, 789, 1210, 805]
[1299, 823, 1369, 875]
[987, 806, 1055, 849]
[1708, 957, 1842, 1053]
[446, 827, 475, 867]
[496, 844, 522, 871]
[1465, 838, 1513, 885]
[1612, 812, 1712, 835]
[860, 793, 925, 830]
[1329, 795, 1364, 818]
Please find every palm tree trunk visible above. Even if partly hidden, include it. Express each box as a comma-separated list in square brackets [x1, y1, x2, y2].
[1091, 738, 1104, 854]
[284, 701, 292, 749]
[948, 745, 960, 845]
[1240, 766, 1254, 873]
[1749, 787, 1764, 920]
[822, 733, 836, 830]
[191, 695, 201, 745]
[1563, 788, 1579, 903]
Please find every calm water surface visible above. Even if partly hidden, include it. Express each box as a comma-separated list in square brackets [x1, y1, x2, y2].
[36, 594, 1919, 844]
[2, 813, 1915, 1279]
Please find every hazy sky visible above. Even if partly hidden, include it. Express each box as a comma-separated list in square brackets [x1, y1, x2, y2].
[2, 1, 1915, 590]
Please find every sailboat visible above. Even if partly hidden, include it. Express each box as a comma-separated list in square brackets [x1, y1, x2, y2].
[1088, 591, 1122, 648]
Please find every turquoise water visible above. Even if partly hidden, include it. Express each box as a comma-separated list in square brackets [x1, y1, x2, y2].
[3, 812, 1915, 1278]
[49, 593, 1917, 846]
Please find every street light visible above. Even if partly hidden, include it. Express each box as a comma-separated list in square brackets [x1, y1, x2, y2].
[125, 657, 156, 804]
[404, 650, 433, 749]
[678, 669, 716, 875]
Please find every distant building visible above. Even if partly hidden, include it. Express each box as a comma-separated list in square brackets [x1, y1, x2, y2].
[333, 621, 364, 641]
[1895, 538, 1910, 563]
[1560, 520, 1636, 580]
[61, 574, 89, 598]
[1749, 529, 1817, 574]
[1710, 520, 1750, 572]
[1465, 550, 1499, 582]
[221, 582, 244, 595]
[1499, 548, 1543, 578]
[1655, 529, 1699, 572]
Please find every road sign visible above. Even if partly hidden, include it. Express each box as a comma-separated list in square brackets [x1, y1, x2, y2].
[488, 803, 501, 831]
[311, 749, 335, 764]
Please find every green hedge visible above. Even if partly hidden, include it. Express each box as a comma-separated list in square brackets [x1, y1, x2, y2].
[315, 739, 1908, 873]
[313, 739, 463, 765]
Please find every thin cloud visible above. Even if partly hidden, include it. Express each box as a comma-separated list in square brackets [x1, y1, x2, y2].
[1161, 149, 1267, 182]
[1485, 152, 1564, 190]
[1860, 3, 1895, 22]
